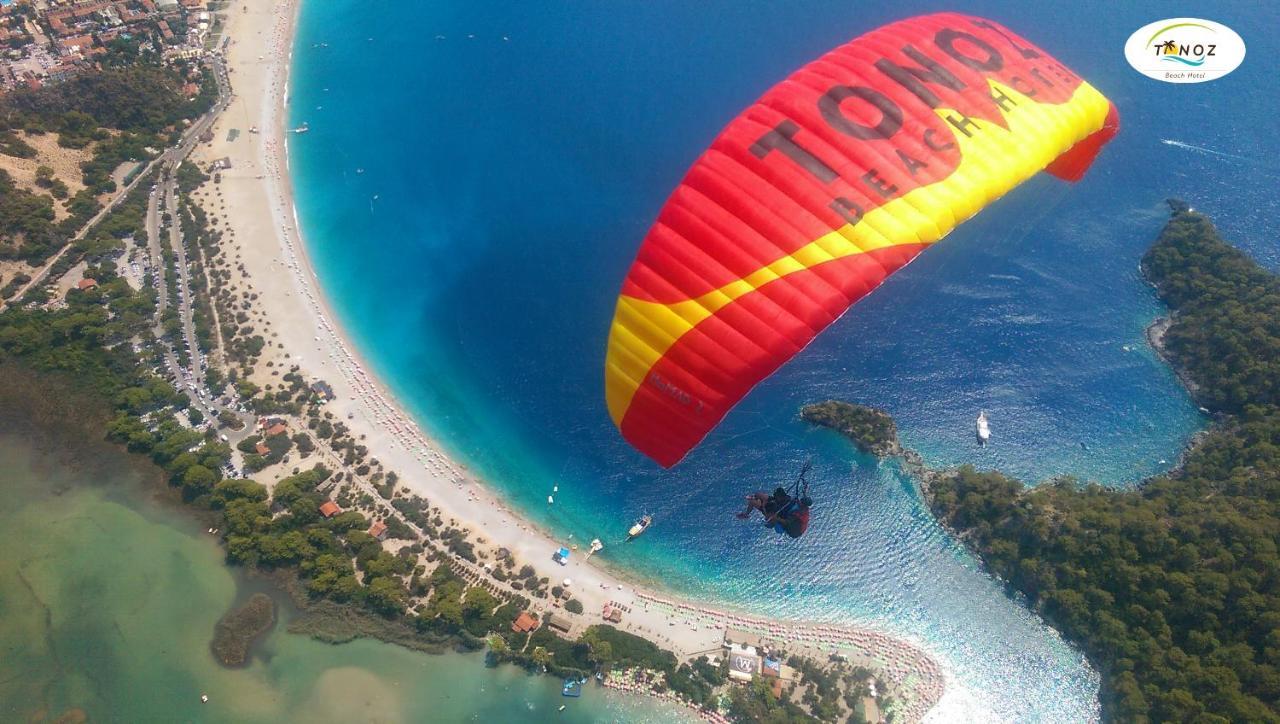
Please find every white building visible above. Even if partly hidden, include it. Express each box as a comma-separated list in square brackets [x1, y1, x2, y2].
[726, 642, 761, 683]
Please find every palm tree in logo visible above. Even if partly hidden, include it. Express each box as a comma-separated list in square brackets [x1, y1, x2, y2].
[1157, 39, 1177, 55]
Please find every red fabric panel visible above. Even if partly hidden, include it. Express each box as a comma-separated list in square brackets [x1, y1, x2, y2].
[620, 244, 926, 467]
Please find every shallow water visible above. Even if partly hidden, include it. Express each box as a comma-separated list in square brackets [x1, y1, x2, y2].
[0, 409, 688, 723]
[287, 1, 1280, 720]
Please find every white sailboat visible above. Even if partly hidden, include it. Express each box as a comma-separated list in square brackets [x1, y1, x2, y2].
[976, 411, 991, 446]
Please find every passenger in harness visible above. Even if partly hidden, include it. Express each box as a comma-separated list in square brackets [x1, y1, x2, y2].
[734, 461, 813, 539]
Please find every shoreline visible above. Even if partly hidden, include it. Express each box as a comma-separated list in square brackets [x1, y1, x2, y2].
[195, 0, 948, 719]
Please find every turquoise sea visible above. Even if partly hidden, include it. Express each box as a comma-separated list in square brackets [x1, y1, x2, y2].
[288, 2, 1280, 720]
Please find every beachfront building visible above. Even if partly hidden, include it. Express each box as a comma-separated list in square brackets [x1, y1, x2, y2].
[724, 627, 772, 651]
[601, 604, 623, 624]
[761, 655, 797, 685]
[511, 612, 539, 634]
[310, 380, 335, 401]
[546, 613, 573, 635]
[722, 628, 797, 691]
[726, 642, 761, 683]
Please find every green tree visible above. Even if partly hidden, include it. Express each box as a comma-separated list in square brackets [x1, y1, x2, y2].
[181, 464, 217, 496]
[364, 576, 408, 616]
[531, 646, 552, 668]
[487, 634, 509, 655]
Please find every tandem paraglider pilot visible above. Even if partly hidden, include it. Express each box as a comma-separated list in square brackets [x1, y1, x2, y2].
[736, 487, 812, 539]
[736, 460, 813, 539]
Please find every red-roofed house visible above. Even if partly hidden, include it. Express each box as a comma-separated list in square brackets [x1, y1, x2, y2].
[254, 442, 270, 456]
[264, 423, 288, 437]
[59, 34, 95, 54]
[319, 501, 341, 518]
[77, 278, 98, 290]
[368, 520, 388, 540]
[511, 612, 539, 633]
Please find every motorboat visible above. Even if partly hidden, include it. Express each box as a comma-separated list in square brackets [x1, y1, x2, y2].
[627, 514, 652, 540]
[976, 411, 991, 446]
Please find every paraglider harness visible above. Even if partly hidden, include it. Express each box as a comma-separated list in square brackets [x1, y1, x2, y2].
[769, 460, 813, 539]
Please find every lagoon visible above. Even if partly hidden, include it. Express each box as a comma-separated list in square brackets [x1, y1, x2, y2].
[0, 399, 688, 723]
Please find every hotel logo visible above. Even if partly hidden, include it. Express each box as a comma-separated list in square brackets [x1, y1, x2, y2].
[1125, 18, 1245, 83]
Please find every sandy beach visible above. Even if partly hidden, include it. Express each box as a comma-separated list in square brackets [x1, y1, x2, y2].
[192, 1, 948, 719]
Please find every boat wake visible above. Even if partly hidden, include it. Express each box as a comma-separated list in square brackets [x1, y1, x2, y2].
[1160, 138, 1250, 162]
[1161, 139, 1280, 178]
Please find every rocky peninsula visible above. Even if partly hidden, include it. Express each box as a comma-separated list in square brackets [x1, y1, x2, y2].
[800, 401, 903, 458]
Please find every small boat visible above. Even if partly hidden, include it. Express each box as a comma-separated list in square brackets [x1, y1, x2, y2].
[200, 694, 209, 703]
[292, 123, 309, 134]
[627, 514, 652, 540]
[558, 705, 566, 712]
[976, 411, 991, 446]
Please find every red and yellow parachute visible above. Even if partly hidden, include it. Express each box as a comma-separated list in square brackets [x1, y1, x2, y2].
[605, 13, 1119, 467]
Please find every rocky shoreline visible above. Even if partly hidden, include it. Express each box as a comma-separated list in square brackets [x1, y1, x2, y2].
[800, 400, 965, 543]
[1145, 313, 1204, 403]
[799, 400, 904, 458]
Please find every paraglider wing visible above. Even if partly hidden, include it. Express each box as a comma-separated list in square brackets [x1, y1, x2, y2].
[605, 12, 1119, 467]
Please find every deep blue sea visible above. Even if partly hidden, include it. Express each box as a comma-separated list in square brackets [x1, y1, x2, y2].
[288, 2, 1280, 720]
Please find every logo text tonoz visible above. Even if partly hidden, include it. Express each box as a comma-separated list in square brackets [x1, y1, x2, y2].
[1125, 18, 1245, 83]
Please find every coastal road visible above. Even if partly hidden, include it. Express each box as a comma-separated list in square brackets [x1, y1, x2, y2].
[164, 173, 202, 388]
[145, 186, 167, 314]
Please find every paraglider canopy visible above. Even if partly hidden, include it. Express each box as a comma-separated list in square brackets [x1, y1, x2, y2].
[605, 12, 1120, 467]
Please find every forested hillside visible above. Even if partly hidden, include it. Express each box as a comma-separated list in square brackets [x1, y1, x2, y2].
[0, 65, 214, 263]
[928, 206, 1280, 723]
